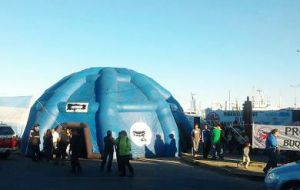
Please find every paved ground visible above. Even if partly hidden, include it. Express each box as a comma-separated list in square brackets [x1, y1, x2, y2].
[181, 153, 266, 180]
[0, 154, 265, 190]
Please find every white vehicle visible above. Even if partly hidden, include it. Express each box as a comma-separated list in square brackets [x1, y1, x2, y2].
[265, 162, 300, 190]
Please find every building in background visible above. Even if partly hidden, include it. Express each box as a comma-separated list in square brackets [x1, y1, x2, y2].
[0, 96, 33, 136]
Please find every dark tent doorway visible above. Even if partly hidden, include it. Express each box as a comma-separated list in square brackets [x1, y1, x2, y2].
[57, 122, 100, 159]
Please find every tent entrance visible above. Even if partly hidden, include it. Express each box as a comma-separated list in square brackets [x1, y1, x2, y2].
[76, 127, 87, 158]
[58, 122, 100, 159]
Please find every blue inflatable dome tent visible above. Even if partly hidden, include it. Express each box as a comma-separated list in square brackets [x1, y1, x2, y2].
[22, 67, 192, 158]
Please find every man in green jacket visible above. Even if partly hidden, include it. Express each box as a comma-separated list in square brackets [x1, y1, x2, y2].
[116, 130, 134, 177]
[211, 124, 223, 160]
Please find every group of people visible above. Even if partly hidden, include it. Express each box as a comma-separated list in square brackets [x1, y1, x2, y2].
[28, 124, 134, 177]
[191, 123, 251, 168]
[28, 122, 281, 176]
[191, 123, 227, 160]
[191, 123, 281, 172]
[43, 127, 71, 163]
[29, 124, 83, 173]
[29, 124, 72, 163]
[101, 130, 134, 177]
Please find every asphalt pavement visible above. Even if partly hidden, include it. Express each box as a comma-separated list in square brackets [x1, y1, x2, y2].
[180, 153, 265, 181]
[0, 154, 265, 190]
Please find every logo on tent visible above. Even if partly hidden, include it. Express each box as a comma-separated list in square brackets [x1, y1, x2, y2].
[130, 122, 152, 147]
[66, 103, 89, 113]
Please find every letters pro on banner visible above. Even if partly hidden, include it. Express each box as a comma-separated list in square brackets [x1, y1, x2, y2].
[252, 124, 300, 151]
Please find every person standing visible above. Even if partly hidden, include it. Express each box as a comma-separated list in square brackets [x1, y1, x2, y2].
[117, 131, 134, 177]
[154, 134, 165, 157]
[202, 124, 211, 159]
[70, 129, 82, 174]
[191, 124, 201, 157]
[167, 134, 177, 157]
[211, 124, 222, 160]
[66, 128, 72, 158]
[52, 128, 60, 159]
[219, 125, 226, 160]
[115, 132, 122, 173]
[29, 124, 41, 162]
[239, 142, 251, 169]
[57, 127, 70, 164]
[43, 129, 53, 162]
[100, 130, 115, 172]
[263, 129, 280, 173]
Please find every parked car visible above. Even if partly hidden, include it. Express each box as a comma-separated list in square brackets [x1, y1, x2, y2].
[0, 124, 18, 158]
[265, 161, 300, 190]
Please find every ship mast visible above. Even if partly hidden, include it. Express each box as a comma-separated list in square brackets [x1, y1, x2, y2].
[190, 92, 197, 113]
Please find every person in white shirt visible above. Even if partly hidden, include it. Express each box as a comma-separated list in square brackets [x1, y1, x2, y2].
[191, 124, 201, 157]
[51, 128, 60, 158]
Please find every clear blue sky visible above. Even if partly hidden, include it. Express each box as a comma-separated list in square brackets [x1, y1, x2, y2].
[0, 0, 299, 109]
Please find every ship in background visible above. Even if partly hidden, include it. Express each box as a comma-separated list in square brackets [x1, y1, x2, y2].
[184, 93, 205, 127]
[185, 90, 300, 127]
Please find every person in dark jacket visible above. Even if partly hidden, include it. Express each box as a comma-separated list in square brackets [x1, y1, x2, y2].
[154, 134, 165, 157]
[168, 134, 177, 157]
[70, 129, 82, 173]
[202, 124, 211, 159]
[29, 124, 41, 162]
[57, 128, 70, 164]
[100, 130, 115, 172]
[43, 129, 53, 162]
[263, 129, 280, 173]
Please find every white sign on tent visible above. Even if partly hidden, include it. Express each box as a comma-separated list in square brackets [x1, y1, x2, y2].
[252, 124, 300, 151]
[66, 103, 89, 113]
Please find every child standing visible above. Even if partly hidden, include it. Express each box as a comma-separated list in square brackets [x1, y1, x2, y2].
[242, 142, 251, 169]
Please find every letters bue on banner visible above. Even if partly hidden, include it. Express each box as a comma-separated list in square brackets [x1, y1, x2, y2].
[252, 124, 300, 151]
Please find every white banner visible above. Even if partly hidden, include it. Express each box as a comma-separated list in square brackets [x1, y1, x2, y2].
[252, 124, 300, 151]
